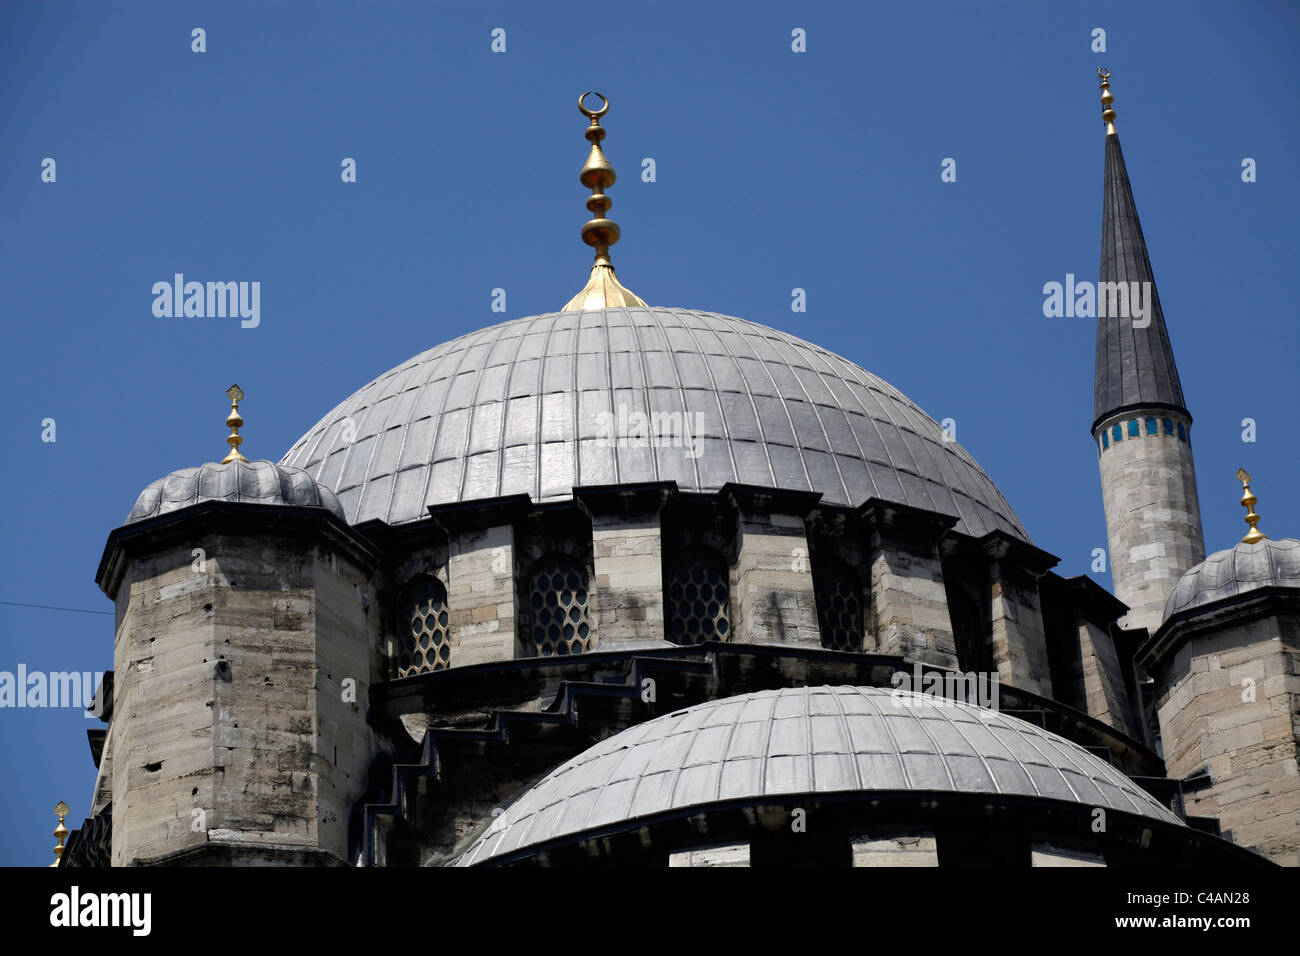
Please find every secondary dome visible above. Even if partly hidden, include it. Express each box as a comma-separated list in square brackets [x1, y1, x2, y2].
[282, 308, 1027, 538]
[126, 459, 344, 524]
[454, 684, 1179, 865]
[1164, 537, 1300, 621]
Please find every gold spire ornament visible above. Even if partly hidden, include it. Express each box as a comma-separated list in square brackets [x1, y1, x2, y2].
[1098, 68, 1117, 136]
[1235, 469, 1269, 544]
[221, 384, 249, 464]
[562, 92, 647, 311]
[50, 801, 69, 867]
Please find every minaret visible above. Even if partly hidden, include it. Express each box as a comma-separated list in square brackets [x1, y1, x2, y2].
[1091, 69, 1205, 635]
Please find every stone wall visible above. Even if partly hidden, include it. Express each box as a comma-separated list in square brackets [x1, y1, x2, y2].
[1147, 603, 1300, 865]
[851, 830, 938, 866]
[668, 842, 750, 867]
[98, 507, 381, 866]
[1095, 409, 1205, 636]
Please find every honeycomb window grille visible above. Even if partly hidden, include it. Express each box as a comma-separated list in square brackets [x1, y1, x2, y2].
[813, 557, 864, 652]
[395, 575, 451, 677]
[665, 549, 731, 645]
[526, 555, 592, 657]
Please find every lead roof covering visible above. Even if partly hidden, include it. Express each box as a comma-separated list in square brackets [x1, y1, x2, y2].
[454, 685, 1181, 865]
[282, 308, 1027, 539]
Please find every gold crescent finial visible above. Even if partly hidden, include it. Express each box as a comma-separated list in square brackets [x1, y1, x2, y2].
[578, 91, 609, 120]
[50, 801, 70, 867]
[222, 384, 249, 464]
[1235, 469, 1268, 545]
[562, 92, 647, 312]
[1098, 67, 1116, 136]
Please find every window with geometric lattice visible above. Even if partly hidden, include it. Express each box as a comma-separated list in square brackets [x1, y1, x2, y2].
[526, 555, 592, 657]
[395, 575, 451, 677]
[813, 557, 864, 651]
[665, 549, 731, 645]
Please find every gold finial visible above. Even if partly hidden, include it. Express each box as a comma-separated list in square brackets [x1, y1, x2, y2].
[222, 384, 249, 464]
[50, 801, 69, 867]
[1235, 468, 1268, 544]
[1098, 68, 1117, 136]
[562, 92, 647, 312]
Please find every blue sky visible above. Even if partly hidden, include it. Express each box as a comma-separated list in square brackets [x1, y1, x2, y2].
[2, 0, 1297, 866]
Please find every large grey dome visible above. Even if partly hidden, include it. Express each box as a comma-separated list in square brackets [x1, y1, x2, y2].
[281, 308, 1027, 538]
[454, 685, 1179, 865]
[127, 459, 344, 524]
[1164, 537, 1300, 622]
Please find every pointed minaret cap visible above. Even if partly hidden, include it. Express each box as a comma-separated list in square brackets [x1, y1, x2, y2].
[221, 384, 249, 464]
[1236, 469, 1269, 545]
[1098, 67, 1117, 135]
[562, 92, 647, 311]
[1091, 68, 1189, 431]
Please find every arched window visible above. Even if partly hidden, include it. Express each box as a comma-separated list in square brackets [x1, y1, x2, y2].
[395, 575, 451, 677]
[665, 549, 731, 645]
[526, 555, 592, 657]
[814, 557, 864, 652]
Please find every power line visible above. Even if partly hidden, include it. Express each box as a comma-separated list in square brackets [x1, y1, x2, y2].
[0, 600, 113, 616]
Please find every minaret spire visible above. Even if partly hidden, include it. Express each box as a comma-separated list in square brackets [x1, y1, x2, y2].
[562, 92, 646, 312]
[1093, 68, 1187, 431]
[1090, 70, 1205, 636]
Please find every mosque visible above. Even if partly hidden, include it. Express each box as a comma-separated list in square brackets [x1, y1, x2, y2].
[54, 74, 1298, 867]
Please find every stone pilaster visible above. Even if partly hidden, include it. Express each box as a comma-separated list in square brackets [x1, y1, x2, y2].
[1044, 575, 1142, 738]
[980, 531, 1058, 697]
[860, 499, 958, 667]
[431, 495, 530, 665]
[723, 484, 822, 647]
[576, 483, 674, 647]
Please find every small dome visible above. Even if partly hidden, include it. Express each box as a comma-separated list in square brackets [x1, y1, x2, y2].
[126, 459, 344, 524]
[1164, 537, 1300, 622]
[454, 685, 1178, 865]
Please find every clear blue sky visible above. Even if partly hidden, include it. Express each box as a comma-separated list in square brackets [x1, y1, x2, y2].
[2, 0, 1297, 866]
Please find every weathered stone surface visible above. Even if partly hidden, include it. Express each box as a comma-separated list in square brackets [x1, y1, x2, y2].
[445, 524, 518, 664]
[579, 487, 673, 646]
[101, 509, 381, 866]
[983, 534, 1056, 697]
[851, 831, 938, 866]
[727, 488, 821, 647]
[1031, 843, 1106, 867]
[862, 502, 957, 667]
[1148, 607, 1300, 866]
[668, 842, 750, 867]
[1095, 409, 1205, 636]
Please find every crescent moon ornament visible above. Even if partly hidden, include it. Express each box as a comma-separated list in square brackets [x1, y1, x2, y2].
[578, 91, 609, 120]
